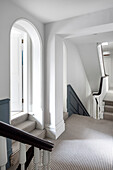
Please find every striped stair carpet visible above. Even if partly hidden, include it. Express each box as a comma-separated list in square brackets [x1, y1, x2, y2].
[46, 114, 113, 170]
[103, 90, 113, 121]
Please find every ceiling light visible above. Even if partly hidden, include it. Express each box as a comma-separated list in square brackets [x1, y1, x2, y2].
[102, 42, 108, 46]
[103, 51, 110, 56]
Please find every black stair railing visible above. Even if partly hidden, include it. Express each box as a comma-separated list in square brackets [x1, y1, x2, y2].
[0, 121, 54, 170]
[67, 84, 90, 117]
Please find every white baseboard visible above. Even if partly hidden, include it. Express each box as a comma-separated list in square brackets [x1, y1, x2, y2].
[46, 120, 65, 139]
[100, 112, 103, 119]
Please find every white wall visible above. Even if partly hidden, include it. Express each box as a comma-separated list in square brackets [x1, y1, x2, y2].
[77, 43, 101, 91]
[104, 57, 111, 88]
[45, 7, 113, 138]
[111, 56, 113, 88]
[0, 0, 44, 100]
[104, 56, 113, 89]
[66, 40, 92, 114]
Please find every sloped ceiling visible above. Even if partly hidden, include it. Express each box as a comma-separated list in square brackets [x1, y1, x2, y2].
[70, 31, 113, 91]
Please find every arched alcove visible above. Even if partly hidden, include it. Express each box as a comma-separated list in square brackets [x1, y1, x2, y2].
[10, 19, 44, 129]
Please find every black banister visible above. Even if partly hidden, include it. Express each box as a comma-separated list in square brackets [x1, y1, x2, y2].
[93, 75, 108, 96]
[0, 121, 54, 152]
[67, 84, 90, 117]
[94, 43, 108, 96]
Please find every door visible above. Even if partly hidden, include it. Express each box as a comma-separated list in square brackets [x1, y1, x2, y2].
[11, 30, 23, 112]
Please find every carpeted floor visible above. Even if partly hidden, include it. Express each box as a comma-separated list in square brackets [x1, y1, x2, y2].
[47, 114, 113, 170]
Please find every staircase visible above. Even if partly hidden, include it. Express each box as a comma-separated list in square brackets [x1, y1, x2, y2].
[103, 90, 113, 121]
[10, 113, 46, 167]
[103, 100, 113, 121]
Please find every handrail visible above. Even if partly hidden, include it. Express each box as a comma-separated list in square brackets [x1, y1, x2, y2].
[0, 121, 54, 152]
[97, 43, 106, 77]
[94, 43, 108, 96]
[93, 75, 108, 96]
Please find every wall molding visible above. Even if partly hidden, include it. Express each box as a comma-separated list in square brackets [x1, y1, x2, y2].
[67, 85, 90, 117]
[0, 98, 10, 105]
[46, 120, 65, 139]
[0, 98, 12, 168]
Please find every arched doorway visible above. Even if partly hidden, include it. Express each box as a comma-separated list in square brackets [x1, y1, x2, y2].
[10, 19, 44, 129]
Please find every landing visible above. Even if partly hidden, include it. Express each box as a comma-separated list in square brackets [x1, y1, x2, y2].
[47, 114, 113, 170]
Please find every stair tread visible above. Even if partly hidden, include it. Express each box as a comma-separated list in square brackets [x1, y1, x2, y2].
[103, 112, 113, 121]
[104, 105, 113, 113]
[103, 99, 113, 102]
[104, 105, 113, 108]
[11, 113, 29, 126]
[31, 129, 45, 137]
[104, 100, 113, 105]
[14, 120, 36, 133]
[104, 112, 113, 115]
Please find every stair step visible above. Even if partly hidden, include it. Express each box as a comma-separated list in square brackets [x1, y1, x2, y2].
[104, 100, 113, 106]
[63, 112, 68, 121]
[10, 129, 46, 166]
[103, 112, 113, 121]
[104, 105, 113, 113]
[11, 113, 28, 126]
[15, 120, 36, 133]
[31, 129, 46, 139]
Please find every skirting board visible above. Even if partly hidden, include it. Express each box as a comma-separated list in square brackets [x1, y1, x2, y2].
[100, 112, 104, 119]
[0, 98, 12, 168]
[46, 120, 65, 139]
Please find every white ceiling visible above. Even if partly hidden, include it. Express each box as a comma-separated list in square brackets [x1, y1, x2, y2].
[70, 31, 113, 55]
[10, 0, 113, 23]
[70, 31, 113, 45]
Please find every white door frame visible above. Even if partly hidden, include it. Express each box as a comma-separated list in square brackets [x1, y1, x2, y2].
[10, 19, 44, 129]
[63, 42, 67, 112]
